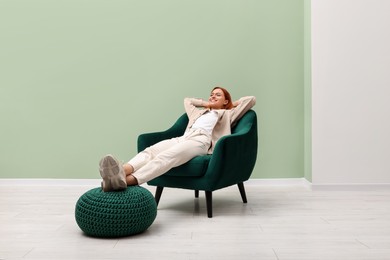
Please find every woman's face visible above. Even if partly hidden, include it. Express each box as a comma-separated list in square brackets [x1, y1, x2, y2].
[208, 88, 228, 109]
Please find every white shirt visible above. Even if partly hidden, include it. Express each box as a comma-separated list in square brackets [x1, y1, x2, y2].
[190, 110, 218, 134]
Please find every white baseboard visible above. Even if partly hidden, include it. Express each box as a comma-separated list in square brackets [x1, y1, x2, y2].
[0, 178, 102, 186]
[1, 178, 389, 190]
[311, 183, 390, 191]
[0, 178, 311, 187]
[246, 178, 312, 187]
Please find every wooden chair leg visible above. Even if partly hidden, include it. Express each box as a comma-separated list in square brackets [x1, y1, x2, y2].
[195, 190, 199, 198]
[155, 186, 164, 206]
[237, 182, 248, 203]
[205, 191, 212, 218]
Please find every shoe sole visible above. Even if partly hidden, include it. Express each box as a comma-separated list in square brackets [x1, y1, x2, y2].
[99, 155, 127, 191]
[100, 155, 121, 178]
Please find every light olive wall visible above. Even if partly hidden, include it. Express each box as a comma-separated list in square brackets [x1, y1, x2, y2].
[0, 0, 304, 179]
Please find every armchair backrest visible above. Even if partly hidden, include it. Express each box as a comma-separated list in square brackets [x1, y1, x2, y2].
[205, 109, 258, 190]
[143, 110, 258, 191]
[173, 109, 257, 137]
[232, 109, 257, 135]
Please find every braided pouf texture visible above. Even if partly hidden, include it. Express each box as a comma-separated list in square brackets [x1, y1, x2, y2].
[75, 186, 157, 238]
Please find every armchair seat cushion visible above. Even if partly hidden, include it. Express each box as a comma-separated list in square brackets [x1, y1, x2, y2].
[163, 155, 211, 177]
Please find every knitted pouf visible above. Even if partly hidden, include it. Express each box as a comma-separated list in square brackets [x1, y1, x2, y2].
[75, 186, 157, 238]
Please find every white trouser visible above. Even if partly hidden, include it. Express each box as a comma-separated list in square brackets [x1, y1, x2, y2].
[128, 129, 211, 184]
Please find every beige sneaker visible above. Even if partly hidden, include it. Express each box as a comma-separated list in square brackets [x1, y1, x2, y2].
[99, 154, 127, 192]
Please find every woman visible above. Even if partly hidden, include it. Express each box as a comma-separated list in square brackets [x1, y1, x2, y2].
[99, 87, 256, 192]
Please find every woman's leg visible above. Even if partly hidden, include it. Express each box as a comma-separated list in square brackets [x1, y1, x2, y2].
[132, 132, 210, 185]
[123, 164, 138, 185]
[123, 164, 134, 175]
[123, 138, 181, 185]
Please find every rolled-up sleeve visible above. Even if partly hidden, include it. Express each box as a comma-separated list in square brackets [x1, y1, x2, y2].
[184, 98, 205, 116]
[230, 96, 256, 124]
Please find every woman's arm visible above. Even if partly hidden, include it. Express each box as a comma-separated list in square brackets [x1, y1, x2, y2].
[184, 98, 209, 116]
[230, 96, 256, 124]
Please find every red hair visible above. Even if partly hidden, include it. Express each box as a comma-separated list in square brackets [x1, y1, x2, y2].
[212, 87, 234, 109]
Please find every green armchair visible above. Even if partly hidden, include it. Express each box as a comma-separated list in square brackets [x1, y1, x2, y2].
[137, 110, 258, 218]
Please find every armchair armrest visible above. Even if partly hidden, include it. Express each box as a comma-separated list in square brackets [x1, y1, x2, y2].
[137, 113, 188, 152]
[204, 110, 258, 190]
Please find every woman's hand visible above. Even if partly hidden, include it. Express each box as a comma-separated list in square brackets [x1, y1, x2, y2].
[202, 100, 211, 109]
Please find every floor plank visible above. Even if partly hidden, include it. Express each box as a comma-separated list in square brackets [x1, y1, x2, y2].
[1, 183, 390, 259]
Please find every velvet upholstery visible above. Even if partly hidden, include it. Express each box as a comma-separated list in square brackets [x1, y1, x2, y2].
[138, 110, 258, 217]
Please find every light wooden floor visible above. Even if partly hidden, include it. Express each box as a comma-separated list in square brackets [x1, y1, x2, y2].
[1, 181, 390, 260]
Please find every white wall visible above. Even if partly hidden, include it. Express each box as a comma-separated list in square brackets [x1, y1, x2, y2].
[311, 0, 390, 184]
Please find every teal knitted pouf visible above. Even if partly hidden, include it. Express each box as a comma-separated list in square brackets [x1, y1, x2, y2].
[75, 186, 157, 238]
